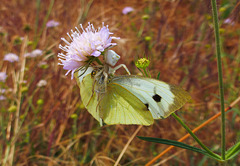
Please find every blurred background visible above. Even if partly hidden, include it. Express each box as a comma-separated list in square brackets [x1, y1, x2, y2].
[0, 0, 240, 165]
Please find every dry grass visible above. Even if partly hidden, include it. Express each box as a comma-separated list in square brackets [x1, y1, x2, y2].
[0, 0, 240, 165]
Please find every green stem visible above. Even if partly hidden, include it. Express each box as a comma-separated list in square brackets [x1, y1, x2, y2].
[95, 57, 103, 65]
[33, 0, 55, 48]
[211, 0, 225, 159]
[172, 113, 221, 160]
[137, 68, 144, 76]
[77, 0, 94, 24]
[8, 37, 27, 166]
[137, 20, 146, 37]
[143, 68, 149, 77]
[33, 0, 41, 45]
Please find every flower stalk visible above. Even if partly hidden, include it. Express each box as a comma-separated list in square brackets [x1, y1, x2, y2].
[7, 37, 28, 166]
[171, 113, 221, 160]
[211, 0, 226, 159]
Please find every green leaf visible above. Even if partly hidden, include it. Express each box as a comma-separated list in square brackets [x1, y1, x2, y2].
[157, 72, 160, 80]
[137, 136, 222, 161]
[226, 141, 240, 160]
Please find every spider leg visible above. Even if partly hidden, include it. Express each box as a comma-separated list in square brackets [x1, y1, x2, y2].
[109, 64, 131, 75]
[86, 69, 103, 107]
[103, 71, 108, 93]
[92, 70, 103, 94]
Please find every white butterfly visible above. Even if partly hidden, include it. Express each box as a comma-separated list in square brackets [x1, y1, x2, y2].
[75, 50, 191, 126]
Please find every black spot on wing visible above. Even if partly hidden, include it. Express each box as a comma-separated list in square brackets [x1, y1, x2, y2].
[152, 94, 162, 102]
[144, 103, 149, 111]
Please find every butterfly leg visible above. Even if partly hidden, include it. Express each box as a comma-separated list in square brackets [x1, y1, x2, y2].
[110, 64, 131, 75]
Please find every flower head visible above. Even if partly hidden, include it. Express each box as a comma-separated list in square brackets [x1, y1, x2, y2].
[0, 95, 6, 100]
[0, 72, 7, 82]
[37, 80, 47, 87]
[4, 53, 19, 62]
[46, 20, 60, 28]
[223, 18, 235, 25]
[58, 22, 120, 79]
[8, 105, 17, 112]
[135, 58, 150, 69]
[24, 53, 31, 57]
[122, 7, 134, 15]
[0, 89, 6, 93]
[25, 49, 43, 58]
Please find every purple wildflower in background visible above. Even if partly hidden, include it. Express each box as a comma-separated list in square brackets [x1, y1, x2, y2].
[31, 49, 43, 57]
[58, 22, 120, 79]
[25, 49, 43, 58]
[0, 88, 6, 100]
[24, 53, 31, 57]
[223, 18, 235, 25]
[0, 95, 6, 100]
[0, 72, 7, 82]
[122, 7, 134, 15]
[0, 89, 6, 93]
[46, 20, 60, 28]
[4, 53, 19, 62]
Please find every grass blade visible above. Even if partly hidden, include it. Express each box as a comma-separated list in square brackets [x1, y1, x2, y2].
[138, 136, 222, 161]
[226, 141, 240, 160]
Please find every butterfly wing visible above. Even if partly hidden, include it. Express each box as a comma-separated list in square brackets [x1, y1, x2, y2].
[111, 75, 191, 119]
[75, 68, 154, 125]
[75, 67, 101, 122]
[99, 82, 154, 125]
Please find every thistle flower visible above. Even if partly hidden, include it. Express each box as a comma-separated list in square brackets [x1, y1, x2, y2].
[46, 20, 60, 28]
[4, 53, 19, 62]
[58, 22, 120, 79]
[0, 72, 7, 82]
[122, 7, 134, 15]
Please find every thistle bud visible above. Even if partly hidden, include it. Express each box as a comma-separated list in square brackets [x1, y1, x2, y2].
[135, 58, 150, 69]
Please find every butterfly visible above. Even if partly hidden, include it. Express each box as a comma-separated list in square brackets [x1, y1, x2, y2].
[75, 50, 191, 126]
